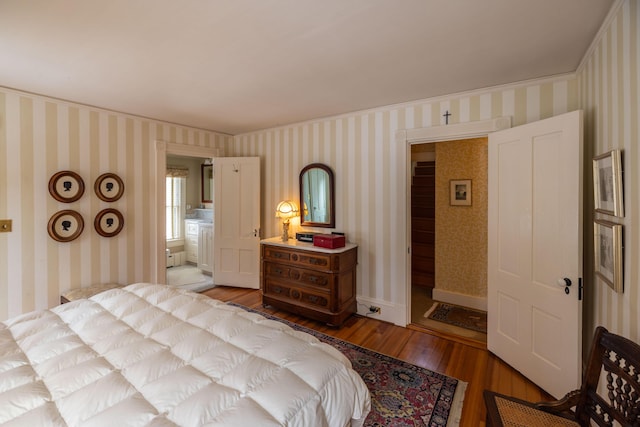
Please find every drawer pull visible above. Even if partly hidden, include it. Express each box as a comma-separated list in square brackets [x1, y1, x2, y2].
[306, 275, 328, 286]
[305, 294, 328, 306]
[309, 258, 327, 266]
[273, 252, 284, 259]
[274, 268, 283, 275]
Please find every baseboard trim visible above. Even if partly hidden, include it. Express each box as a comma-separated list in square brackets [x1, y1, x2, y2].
[432, 289, 487, 311]
[356, 296, 406, 327]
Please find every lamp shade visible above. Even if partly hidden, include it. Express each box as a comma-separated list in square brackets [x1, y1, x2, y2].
[275, 200, 299, 221]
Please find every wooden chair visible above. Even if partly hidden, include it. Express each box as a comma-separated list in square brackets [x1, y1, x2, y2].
[484, 326, 640, 426]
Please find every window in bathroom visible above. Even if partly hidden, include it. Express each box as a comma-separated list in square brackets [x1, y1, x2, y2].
[166, 176, 186, 241]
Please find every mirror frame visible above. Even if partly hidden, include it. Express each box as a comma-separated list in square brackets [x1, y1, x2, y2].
[299, 163, 335, 228]
[201, 164, 213, 203]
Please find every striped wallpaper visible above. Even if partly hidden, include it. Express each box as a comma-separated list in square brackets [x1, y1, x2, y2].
[577, 0, 639, 342]
[0, 90, 231, 320]
[232, 0, 638, 337]
[231, 76, 579, 325]
[0, 1, 636, 344]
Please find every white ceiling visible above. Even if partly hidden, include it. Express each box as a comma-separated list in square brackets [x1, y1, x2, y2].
[0, 0, 614, 135]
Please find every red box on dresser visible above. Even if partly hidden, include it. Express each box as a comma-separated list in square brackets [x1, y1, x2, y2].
[313, 234, 345, 249]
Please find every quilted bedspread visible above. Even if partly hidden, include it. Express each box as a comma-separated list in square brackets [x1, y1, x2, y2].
[0, 283, 370, 426]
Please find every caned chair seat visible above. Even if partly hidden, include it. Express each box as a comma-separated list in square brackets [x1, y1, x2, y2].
[484, 326, 640, 427]
[485, 392, 579, 426]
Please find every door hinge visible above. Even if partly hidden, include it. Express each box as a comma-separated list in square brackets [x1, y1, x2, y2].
[578, 277, 583, 301]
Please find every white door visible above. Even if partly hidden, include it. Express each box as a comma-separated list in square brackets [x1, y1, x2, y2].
[197, 225, 213, 273]
[488, 110, 583, 398]
[213, 157, 261, 288]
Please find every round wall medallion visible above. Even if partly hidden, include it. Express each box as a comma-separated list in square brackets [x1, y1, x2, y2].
[48, 210, 84, 242]
[49, 171, 85, 203]
[94, 208, 124, 237]
[94, 173, 124, 202]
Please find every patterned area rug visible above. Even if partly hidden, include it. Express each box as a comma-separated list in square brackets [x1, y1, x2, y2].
[229, 303, 467, 426]
[426, 303, 487, 334]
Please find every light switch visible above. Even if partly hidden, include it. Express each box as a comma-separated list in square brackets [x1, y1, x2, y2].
[0, 219, 12, 232]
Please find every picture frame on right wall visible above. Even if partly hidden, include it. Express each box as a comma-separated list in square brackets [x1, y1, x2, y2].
[594, 219, 623, 293]
[593, 149, 624, 217]
[449, 179, 472, 206]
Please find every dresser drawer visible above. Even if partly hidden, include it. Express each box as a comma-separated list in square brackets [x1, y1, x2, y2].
[264, 280, 330, 309]
[185, 221, 200, 236]
[260, 240, 357, 327]
[262, 245, 331, 270]
[263, 262, 331, 289]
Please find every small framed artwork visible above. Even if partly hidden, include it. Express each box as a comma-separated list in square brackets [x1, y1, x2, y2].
[48, 210, 84, 242]
[48, 171, 85, 203]
[594, 219, 623, 293]
[593, 150, 623, 217]
[95, 209, 124, 237]
[450, 179, 472, 206]
[95, 173, 124, 202]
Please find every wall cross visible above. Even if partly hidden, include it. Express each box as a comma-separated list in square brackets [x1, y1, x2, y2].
[443, 110, 452, 125]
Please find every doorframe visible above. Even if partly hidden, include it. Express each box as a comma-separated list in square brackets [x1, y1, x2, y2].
[396, 117, 512, 326]
[154, 140, 220, 284]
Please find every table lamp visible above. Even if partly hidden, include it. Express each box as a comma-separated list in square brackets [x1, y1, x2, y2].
[275, 200, 299, 241]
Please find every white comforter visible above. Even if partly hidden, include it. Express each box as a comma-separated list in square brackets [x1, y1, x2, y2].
[0, 283, 370, 426]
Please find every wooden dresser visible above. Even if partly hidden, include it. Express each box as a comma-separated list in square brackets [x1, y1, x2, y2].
[260, 237, 358, 327]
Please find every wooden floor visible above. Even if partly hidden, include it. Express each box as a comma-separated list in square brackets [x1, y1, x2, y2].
[201, 286, 553, 427]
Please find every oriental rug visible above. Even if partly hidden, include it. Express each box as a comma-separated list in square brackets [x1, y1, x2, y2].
[425, 303, 487, 334]
[229, 303, 467, 427]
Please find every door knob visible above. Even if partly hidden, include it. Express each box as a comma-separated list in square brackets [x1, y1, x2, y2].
[557, 278, 572, 287]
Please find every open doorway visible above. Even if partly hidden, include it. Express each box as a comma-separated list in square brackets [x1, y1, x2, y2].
[153, 141, 220, 285]
[400, 118, 510, 344]
[408, 138, 489, 346]
[165, 154, 215, 292]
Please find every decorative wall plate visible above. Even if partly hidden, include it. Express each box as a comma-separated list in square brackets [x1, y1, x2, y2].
[95, 173, 124, 202]
[49, 171, 85, 203]
[48, 210, 84, 242]
[94, 208, 124, 237]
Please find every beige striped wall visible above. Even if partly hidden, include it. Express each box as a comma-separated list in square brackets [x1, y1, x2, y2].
[0, 88, 231, 320]
[231, 76, 579, 324]
[232, 1, 638, 337]
[1, 1, 636, 343]
[577, 0, 639, 343]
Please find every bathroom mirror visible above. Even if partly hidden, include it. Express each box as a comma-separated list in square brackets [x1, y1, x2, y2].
[201, 164, 213, 203]
[300, 163, 335, 228]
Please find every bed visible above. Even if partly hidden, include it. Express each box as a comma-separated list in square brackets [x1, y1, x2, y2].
[0, 283, 370, 426]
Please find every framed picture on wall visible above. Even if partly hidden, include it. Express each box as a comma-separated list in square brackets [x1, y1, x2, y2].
[450, 179, 471, 206]
[48, 171, 85, 203]
[594, 219, 623, 293]
[48, 210, 84, 242]
[94, 208, 124, 237]
[593, 150, 623, 217]
[95, 173, 124, 202]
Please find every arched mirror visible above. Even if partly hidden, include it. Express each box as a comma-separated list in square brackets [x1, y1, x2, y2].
[201, 164, 213, 203]
[300, 163, 335, 228]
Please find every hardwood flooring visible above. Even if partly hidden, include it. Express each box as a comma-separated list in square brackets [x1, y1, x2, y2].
[201, 286, 553, 427]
